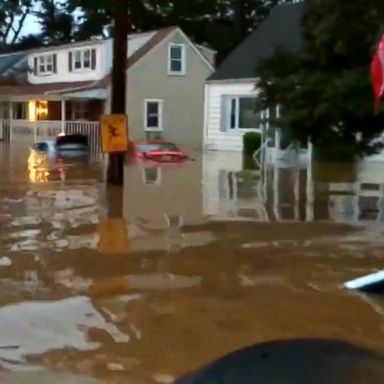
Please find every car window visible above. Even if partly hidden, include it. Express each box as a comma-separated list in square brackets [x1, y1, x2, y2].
[33, 142, 49, 152]
[56, 134, 88, 147]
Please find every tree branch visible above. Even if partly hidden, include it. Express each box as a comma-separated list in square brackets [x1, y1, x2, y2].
[2, 14, 15, 44]
[11, 7, 31, 44]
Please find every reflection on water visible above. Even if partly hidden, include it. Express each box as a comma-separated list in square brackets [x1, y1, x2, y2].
[203, 152, 384, 225]
[1, 146, 384, 381]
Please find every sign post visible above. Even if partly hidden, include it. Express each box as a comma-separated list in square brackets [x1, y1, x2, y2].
[101, 114, 129, 153]
[107, 0, 129, 185]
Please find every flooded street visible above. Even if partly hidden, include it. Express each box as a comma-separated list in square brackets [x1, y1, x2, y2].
[1, 143, 384, 383]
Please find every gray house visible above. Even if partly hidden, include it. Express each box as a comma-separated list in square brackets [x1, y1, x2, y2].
[0, 27, 215, 149]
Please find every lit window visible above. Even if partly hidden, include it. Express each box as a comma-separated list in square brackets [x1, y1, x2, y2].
[36, 100, 48, 120]
[168, 43, 186, 75]
[145, 100, 163, 131]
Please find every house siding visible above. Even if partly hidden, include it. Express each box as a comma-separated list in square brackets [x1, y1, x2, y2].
[123, 30, 213, 150]
[205, 81, 260, 151]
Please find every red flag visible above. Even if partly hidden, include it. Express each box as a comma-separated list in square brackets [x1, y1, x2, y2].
[371, 35, 384, 114]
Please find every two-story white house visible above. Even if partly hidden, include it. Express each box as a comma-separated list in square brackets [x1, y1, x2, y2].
[0, 27, 215, 149]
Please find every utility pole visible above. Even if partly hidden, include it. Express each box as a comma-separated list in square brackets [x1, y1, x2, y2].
[107, 0, 129, 185]
[233, 0, 247, 44]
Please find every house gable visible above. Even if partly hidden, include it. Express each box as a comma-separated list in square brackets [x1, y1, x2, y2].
[122, 27, 215, 148]
[208, 2, 305, 82]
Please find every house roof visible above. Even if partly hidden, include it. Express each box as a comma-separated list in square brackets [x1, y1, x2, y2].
[0, 27, 178, 98]
[65, 26, 179, 93]
[208, 2, 305, 82]
[0, 52, 28, 76]
[24, 39, 104, 55]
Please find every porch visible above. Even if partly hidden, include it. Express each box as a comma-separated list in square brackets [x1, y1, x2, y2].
[0, 98, 104, 152]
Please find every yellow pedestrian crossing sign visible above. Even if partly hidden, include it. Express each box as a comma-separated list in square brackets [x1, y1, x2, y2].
[101, 114, 129, 153]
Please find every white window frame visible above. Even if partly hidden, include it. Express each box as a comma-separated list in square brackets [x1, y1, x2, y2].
[168, 43, 186, 76]
[142, 167, 162, 185]
[226, 95, 261, 131]
[71, 101, 88, 121]
[72, 49, 92, 71]
[144, 99, 163, 132]
[37, 54, 54, 75]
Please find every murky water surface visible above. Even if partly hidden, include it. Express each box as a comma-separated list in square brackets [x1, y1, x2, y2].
[1, 144, 384, 382]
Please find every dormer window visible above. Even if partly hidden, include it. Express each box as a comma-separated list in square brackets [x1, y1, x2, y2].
[69, 48, 96, 72]
[168, 43, 186, 75]
[34, 54, 56, 75]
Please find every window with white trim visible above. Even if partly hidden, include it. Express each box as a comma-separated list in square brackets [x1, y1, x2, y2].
[71, 101, 88, 120]
[73, 49, 91, 70]
[144, 100, 163, 131]
[222, 96, 262, 130]
[143, 167, 162, 185]
[37, 54, 54, 74]
[168, 43, 186, 75]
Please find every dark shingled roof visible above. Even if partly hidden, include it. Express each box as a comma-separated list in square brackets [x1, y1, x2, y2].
[0, 53, 27, 75]
[208, 2, 305, 81]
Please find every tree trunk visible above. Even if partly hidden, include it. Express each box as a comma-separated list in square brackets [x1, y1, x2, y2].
[233, 0, 247, 43]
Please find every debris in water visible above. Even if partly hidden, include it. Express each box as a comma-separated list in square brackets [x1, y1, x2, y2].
[344, 270, 384, 292]
[107, 362, 125, 371]
[0, 257, 11, 267]
[154, 374, 175, 384]
[0, 296, 129, 363]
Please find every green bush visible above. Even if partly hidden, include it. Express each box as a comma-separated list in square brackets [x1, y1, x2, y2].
[243, 132, 262, 156]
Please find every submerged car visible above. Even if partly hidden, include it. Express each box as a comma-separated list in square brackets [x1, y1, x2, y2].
[127, 140, 189, 165]
[30, 134, 89, 163]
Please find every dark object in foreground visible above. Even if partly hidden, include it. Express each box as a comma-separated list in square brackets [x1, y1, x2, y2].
[177, 338, 384, 384]
[344, 270, 384, 292]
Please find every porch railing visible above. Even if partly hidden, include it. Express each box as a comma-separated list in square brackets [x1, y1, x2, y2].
[1, 120, 102, 154]
[11, 120, 62, 141]
[0, 119, 10, 142]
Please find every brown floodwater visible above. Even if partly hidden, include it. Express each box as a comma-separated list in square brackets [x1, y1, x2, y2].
[1, 144, 384, 383]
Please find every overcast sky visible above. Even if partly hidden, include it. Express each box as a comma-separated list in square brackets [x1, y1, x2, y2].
[22, 14, 42, 36]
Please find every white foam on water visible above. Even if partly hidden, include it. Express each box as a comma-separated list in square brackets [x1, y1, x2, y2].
[0, 257, 12, 267]
[0, 296, 129, 364]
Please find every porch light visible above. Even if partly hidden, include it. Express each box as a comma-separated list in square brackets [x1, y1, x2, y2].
[37, 100, 48, 120]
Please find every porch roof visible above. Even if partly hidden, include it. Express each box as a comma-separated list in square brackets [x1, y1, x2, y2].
[0, 81, 97, 100]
